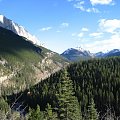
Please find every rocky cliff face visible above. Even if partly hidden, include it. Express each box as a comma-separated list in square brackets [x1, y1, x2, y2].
[0, 14, 40, 45]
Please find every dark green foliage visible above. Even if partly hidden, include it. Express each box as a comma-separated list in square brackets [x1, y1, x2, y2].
[5, 57, 120, 119]
[28, 105, 43, 120]
[67, 57, 120, 116]
[55, 70, 82, 120]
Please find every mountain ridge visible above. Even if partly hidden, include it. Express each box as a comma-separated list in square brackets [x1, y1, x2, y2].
[0, 26, 68, 94]
[0, 14, 40, 46]
[62, 48, 120, 61]
[61, 47, 94, 61]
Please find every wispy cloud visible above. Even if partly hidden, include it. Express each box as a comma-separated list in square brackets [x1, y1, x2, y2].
[74, 1, 85, 11]
[74, 1, 100, 13]
[86, 8, 99, 13]
[71, 32, 84, 38]
[81, 27, 89, 32]
[67, 0, 114, 13]
[78, 32, 84, 37]
[56, 30, 61, 33]
[90, 0, 114, 6]
[72, 33, 77, 37]
[99, 19, 120, 33]
[89, 32, 103, 38]
[83, 33, 120, 53]
[83, 18, 120, 52]
[71, 27, 88, 37]
[40, 27, 52, 31]
[60, 22, 69, 28]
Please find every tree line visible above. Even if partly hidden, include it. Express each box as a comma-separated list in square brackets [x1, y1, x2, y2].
[1, 57, 120, 119]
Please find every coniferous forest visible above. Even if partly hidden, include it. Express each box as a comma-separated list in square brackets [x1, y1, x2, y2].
[1, 57, 120, 119]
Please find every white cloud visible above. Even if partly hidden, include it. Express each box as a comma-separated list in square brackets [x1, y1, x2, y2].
[86, 7, 100, 13]
[81, 27, 89, 32]
[99, 19, 120, 33]
[78, 32, 84, 37]
[56, 30, 61, 33]
[83, 19, 120, 53]
[74, 1, 85, 10]
[40, 27, 52, 31]
[74, 1, 99, 13]
[83, 32, 120, 53]
[90, 0, 113, 5]
[71, 27, 88, 37]
[60, 22, 69, 28]
[89, 32, 103, 38]
[72, 33, 77, 37]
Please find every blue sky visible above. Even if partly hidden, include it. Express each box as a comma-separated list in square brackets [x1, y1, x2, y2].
[0, 0, 120, 53]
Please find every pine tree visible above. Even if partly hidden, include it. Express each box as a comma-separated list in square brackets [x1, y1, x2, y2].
[56, 69, 82, 120]
[28, 105, 43, 120]
[87, 98, 98, 120]
[45, 103, 57, 120]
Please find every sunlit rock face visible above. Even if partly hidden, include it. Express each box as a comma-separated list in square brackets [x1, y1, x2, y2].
[0, 14, 40, 45]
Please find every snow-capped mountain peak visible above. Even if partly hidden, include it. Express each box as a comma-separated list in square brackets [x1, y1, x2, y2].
[108, 49, 120, 54]
[62, 48, 74, 55]
[61, 47, 94, 61]
[0, 15, 4, 23]
[0, 14, 40, 46]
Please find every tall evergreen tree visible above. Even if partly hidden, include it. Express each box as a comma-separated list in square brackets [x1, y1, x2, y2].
[45, 103, 58, 120]
[56, 69, 82, 120]
[28, 105, 43, 120]
[87, 98, 98, 120]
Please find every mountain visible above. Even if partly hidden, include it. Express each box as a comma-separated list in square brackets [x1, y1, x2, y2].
[61, 47, 94, 61]
[62, 47, 120, 61]
[94, 52, 105, 57]
[0, 14, 40, 45]
[0, 26, 68, 94]
[95, 49, 120, 57]
[104, 49, 120, 57]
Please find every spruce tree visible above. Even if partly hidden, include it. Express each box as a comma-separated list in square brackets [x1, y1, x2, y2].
[87, 98, 98, 120]
[45, 103, 58, 120]
[28, 105, 43, 120]
[56, 69, 82, 120]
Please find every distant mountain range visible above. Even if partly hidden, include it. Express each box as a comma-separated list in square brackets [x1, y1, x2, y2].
[95, 49, 120, 57]
[61, 48, 120, 61]
[1, 14, 120, 62]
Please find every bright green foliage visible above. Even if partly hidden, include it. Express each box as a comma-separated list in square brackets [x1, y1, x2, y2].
[28, 105, 43, 120]
[0, 97, 9, 113]
[45, 103, 54, 120]
[56, 69, 82, 120]
[87, 98, 98, 120]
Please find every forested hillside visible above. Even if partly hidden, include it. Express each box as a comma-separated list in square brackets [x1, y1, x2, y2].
[0, 26, 68, 95]
[3, 57, 120, 119]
